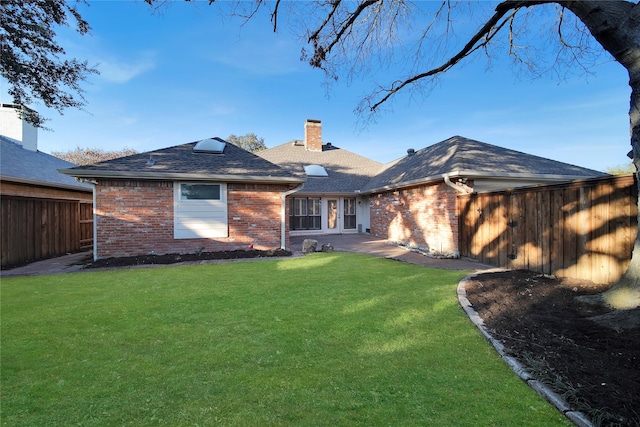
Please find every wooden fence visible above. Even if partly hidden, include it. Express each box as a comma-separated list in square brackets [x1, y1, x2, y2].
[458, 175, 638, 284]
[1, 196, 94, 268]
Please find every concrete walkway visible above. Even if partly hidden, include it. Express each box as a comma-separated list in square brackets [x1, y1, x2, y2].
[1, 250, 92, 278]
[2, 234, 493, 278]
[290, 233, 493, 272]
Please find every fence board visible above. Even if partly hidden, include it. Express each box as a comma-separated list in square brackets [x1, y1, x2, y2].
[563, 188, 579, 279]
[540, 190, 551, 275]
[576, 187, 592, 281]
[1, 196, 91, 269]
[458, 175, 638, 284]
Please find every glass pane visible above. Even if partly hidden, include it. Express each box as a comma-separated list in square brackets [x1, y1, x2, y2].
[310, 198, 321, 215]
[328, 200, 337, 229]
[309, 215, 321, 230]
[344, 215, 356, 229]
[181, 184, 220, 200]
[344, 198, 356, 215]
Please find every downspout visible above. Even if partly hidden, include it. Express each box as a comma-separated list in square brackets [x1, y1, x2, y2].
[443, 174, 470, 194]
[281, 184, 304, 250]
[92, 183, 97, 261]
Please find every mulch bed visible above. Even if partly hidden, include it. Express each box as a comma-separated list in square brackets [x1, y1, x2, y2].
[463, 270, 640, 426]
[85, 249, 291, 268]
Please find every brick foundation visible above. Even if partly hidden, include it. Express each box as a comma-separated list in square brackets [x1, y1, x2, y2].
[95, 180, 291, 258]
[369, 182, 459, 254]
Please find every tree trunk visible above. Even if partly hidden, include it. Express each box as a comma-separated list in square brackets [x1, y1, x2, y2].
[562, 1, 640, 315]
[602, 67, 640, 311]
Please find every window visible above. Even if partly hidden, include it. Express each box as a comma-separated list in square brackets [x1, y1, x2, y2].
[174, 183, 228, 239]
[290, 197, 321, 230]
[343, 198, 357, 229]
[180, 184, 221, 200]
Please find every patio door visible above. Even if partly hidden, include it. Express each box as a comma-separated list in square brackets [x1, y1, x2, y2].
[327, 199, 339, 234]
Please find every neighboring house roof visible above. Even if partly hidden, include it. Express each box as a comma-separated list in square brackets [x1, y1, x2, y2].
[257, 140, 383, 194]
[0, 136, 92, 192]
[362, 135, 608, 193]
[60, 138, 304, 184]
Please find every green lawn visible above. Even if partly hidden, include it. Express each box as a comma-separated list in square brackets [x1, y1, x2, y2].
[1, 252, 570, 426]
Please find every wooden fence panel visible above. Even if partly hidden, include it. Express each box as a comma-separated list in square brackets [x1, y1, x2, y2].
[80, 201, 94, 250]
[0, 196, 92, 269]
[458, 175, 638, 284]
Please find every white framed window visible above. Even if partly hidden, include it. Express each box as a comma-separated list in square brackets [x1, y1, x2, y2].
[343, 198, 357, 229]
[289, 197, 321, 230]
[180, 183, 221, 200]
[174, 183, 228, 239]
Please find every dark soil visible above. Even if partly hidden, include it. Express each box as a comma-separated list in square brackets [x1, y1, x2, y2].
[463, 270, 640, 426]
[86, 248, 291, 269]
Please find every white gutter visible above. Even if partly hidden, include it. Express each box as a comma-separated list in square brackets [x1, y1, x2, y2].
[443, 173, 470, 194]
[59, 169, 305, 184]
[361, 170, 603, 195]
[281, 184, 304, 249]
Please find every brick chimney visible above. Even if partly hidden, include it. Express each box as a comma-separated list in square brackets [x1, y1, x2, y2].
[304, 119, 322, 152]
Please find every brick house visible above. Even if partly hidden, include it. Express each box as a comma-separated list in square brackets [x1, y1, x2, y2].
[61, 139, 304, 259]
[258, 119, 383, 236]
[62, 120, 606, 260]
[360, 135, 607, 256]
[259, 122, 606, 257]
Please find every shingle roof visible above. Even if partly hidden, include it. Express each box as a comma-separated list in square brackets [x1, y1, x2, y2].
[257, 141, 384, 194]
[362, 135, 608, 193]
[60, 138, 304, 184]
[0, 136, 92, 192]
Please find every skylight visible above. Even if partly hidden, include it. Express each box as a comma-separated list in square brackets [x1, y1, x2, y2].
[193, 138, 226, 154]
[304, 164, 328, 177]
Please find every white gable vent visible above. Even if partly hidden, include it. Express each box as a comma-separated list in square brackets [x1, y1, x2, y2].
[304, 164, 328, 177]
[194, 138, 226, 153]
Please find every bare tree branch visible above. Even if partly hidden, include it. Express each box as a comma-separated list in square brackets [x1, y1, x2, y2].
[363, 4, 521, 113]
[308, 0, 379, 68]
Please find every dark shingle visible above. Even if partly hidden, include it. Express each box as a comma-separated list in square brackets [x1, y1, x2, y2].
[362, 136, 607, 192]
[1, 136, 92, 191]
[61, 138, 303, 183]
[258, 141, 383, 193]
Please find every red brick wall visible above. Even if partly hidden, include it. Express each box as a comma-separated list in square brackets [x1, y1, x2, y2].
[95, 180, 291, 258]
[369, 182, 459, 254]
[304, 119, 322, 152]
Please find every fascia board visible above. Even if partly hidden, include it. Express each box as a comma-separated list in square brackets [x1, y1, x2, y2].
[1, 175, 93, 193]
[361, 170, 604, 195]
[58, 169, 306, 184]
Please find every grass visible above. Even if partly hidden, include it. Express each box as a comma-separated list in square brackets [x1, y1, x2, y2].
[1, 252, 571, 426]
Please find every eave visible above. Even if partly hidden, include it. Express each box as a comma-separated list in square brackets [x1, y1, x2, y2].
[58, 169, 306, 185]
[361, 170, 606, 195]
[1, 175, 93, 193]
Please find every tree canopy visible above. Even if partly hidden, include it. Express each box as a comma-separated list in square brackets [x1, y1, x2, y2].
[226, 133, 267, 152]
[0, 0, 98, 127]
[52, 147, 138, 166]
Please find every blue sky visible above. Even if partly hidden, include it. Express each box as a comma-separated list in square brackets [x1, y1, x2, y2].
[1, 1, 631, 172]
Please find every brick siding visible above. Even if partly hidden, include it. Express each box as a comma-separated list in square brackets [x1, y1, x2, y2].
[95, 180, 291, 258]
[369, 182, 459, 254]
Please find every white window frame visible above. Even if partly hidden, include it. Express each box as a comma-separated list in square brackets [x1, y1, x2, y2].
[174, 182, 228, 239]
